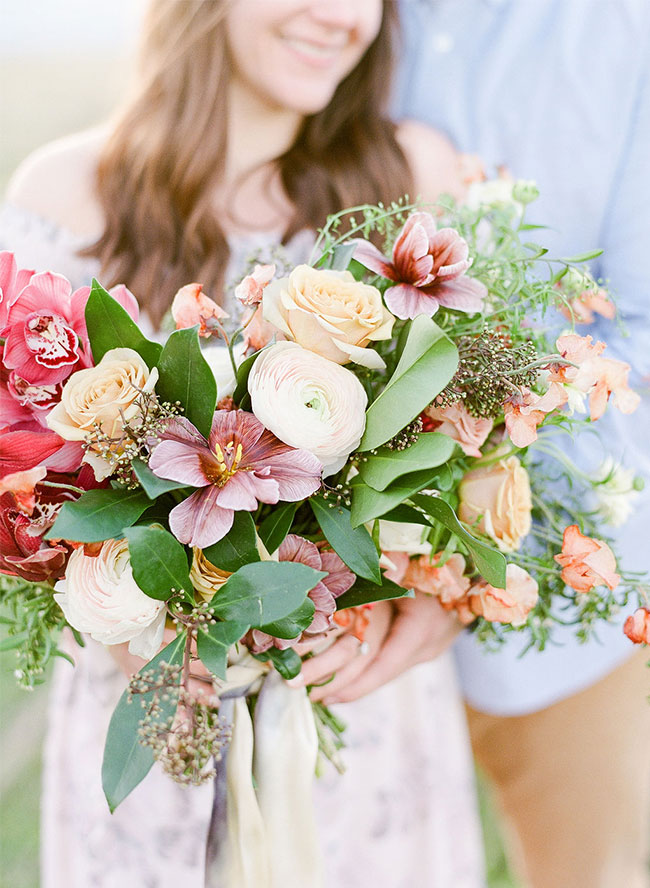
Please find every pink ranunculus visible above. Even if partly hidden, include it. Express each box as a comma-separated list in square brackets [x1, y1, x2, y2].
[469, 563, 538, 626]
[623, 608, 650, 645]
[3, 272, 93, 386]
[248, 534, 354, 652]
[352, 211, 487, 320]
[503, 384, 566, 448]
[235, 263, 276, 307]
[0, 252, 35, 329]
[423, 402, 493, 457]
[554, 524, 620, 593]
[148, 411, 322, 548]
[171, 283, 228, 338]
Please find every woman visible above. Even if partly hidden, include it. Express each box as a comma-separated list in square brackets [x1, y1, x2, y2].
[3, 2, 485, 886]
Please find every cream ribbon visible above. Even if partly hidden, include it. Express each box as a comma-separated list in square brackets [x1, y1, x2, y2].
[205, 655, 324, 888]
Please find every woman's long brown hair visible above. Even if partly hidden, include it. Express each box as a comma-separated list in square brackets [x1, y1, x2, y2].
[85, 0, 413, 326]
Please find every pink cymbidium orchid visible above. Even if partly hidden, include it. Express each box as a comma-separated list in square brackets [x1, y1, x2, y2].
[0, 251, 35, 328]
[352, 211, 487, 320]
[149, 411, 322, 548]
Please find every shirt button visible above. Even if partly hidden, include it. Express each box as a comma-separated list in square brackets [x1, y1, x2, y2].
[432, 32, 454, 53]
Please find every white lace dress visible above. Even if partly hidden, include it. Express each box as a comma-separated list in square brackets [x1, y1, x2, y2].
[0, 204, 486, 888]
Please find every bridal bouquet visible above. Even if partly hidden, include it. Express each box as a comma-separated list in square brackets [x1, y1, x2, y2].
[1, 181, 648, 820]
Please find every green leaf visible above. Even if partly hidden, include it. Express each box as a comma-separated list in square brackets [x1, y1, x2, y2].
[232, 348, 264, 406]
[0, 631, 30, 652]
[202, 511, 261, 572]
[379, 504, 432, 524]
[262, 647, 302, 680]
[358, 433, 456, 491]
[45, 488, 149, 542]
[359, 316, 458, 451]
[156, 327, 217, 438]
[132, 460, 188, 499]
[257, 597, 316, 639]
[350, 467, 448, 527]
[85, 279, 162, 368]
[336, 575, 414, 610]
[328, 242, 357, 271]
[196, 620, 249, 680]
[102, 632, 186, 812]
[210, 561, 325, 626]
[410, 493, 506, 588]
[125, 525, 193, 600]
[560, 249, 603, 263]
[309, 496, 381, 583]
[257, 502, 298, 554]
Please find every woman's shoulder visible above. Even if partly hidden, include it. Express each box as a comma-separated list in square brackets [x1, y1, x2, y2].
[395, 119, 466, 204]
[6, 128, 106, 240]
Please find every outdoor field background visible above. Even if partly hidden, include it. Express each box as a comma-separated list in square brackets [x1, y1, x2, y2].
[0, 3, 517, 886]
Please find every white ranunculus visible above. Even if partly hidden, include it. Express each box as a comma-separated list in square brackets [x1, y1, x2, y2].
[247, 341, 367, 476]
[373, 520, 432, 556]
[54, 538, 166, 659]
[593, 457, 640, 527]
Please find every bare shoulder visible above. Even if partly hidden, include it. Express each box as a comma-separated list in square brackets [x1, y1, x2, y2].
[396, 119, 465, 204]
[5, 128, 107, 240]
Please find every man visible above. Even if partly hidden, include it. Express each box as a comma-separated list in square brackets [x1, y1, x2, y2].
[394, 1, 650, 885]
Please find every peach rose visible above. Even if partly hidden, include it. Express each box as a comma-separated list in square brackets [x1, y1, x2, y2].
[554, 524, 620, 592]
[623, 608, 650, 644]
[46, 347, 158, 480]
[171, 283, 228, 337]
[263, 264, 394, 369]
[469, 563, 538, 626]
[424, 402, 493, 457]
[458, 455, 532, 552]
[53, 538, 166, 659]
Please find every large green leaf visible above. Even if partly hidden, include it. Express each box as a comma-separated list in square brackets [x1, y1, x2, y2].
[257, 597, 316, 639]
[210, 561, 325, 626]
[261, 647, 302, 680]
[156, 327, 217, 438]
[336, 575, 414, 610]
[410, 493, 506, 588]
[359, 316, 458, 451]
[45, 488, 149, 542]
[232, 348, 264, 406]
[196, 620, 249, 680]
[358, 433, 456, 491]
[85, 279, 162, 368]
[309, 496, 381, 583]
[350, 467, 448, 527]
[125, 524, 193, 600]
[102, 632, 186, 812]
[132, 459, 188, 499]
[202, 511, 260, 572]
[257, 502, 298, 554]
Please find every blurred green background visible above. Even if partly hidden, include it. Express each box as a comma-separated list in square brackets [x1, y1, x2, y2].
[0, 5, 519, 886]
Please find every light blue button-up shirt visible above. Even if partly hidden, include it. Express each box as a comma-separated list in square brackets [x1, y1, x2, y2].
[395, 0, 650, 714]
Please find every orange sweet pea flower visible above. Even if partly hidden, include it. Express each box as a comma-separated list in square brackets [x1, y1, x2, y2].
[503, 384, 566, 448]
[554, 524, 620, 592]
[171, 283, 228, 337]
[623, 608, 650, 645]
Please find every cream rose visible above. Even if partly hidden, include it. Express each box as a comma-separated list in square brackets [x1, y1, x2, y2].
[248, 341, 366, 476]
[54, 538, 166, 658]
[263, 264, 394, 369]
[47, 347, 158, 480]
[375, 520, 432, 556]
[190, 548, 231, 601]
[469, 563, 538, 626]
[458, 455, 532, 552]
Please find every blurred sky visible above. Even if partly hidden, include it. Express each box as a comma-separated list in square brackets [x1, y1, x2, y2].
[1, 0, 144, 54]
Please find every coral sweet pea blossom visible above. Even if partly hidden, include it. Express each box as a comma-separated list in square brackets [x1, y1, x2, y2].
[554, 524, 620, 592]
[623, 607, 650, 645]
[148, 411, 322, 548]
[503, 384, 566, 448]
[423, 402, 493, 457]
[3, 271, 92, 385]
[0, 251, 34, 328]
[468, 564, 539, 626]
[235, 263, 276, 307]
[171, 283, 228, 337]
[352, 211, 486, 320]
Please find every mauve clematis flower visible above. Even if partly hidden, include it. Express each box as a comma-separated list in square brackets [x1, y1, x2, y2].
[248, 534, 354, 652]
[0, 252, 35, 328]
[3, 271, 92, 386]
[149, 411, 322, 548]
[352, 211, 487, 320]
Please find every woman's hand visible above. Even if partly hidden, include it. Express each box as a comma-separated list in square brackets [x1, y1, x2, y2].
[298, 593, 462, 705]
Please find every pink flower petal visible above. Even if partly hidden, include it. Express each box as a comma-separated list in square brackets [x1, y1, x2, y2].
[384, 283, 440, 320]
[169, 487, 234, 548]
[429, 228, 470, 278]
[148, 439, 212, 487]
[319, 550, 355, 596]
[7, 272, 73, 324]
[0, 429, 65, 477]
[209, 409, 264, 455]
[278, 534, 322, 569]
[393, 219, 435, 285]
[351, 240, 398, 281]
[429, 276, 486, 313]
